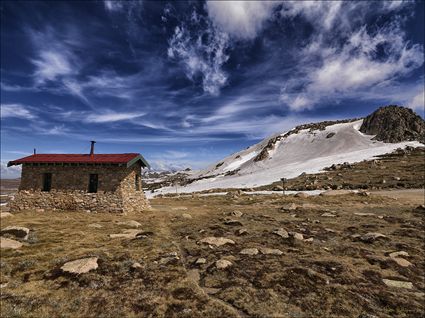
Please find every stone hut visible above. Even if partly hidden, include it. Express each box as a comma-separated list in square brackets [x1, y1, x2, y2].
[7, 146, 150, 213]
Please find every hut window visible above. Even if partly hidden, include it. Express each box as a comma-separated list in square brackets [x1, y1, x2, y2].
[88, 174, 98, 193]
[135, 174, 140, 191]
[42, 173, 52, 192]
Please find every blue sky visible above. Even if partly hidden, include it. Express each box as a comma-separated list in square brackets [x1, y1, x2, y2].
[1, 1, 424, 177]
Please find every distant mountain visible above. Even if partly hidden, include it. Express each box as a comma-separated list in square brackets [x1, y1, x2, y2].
[154, 105, 424, 194]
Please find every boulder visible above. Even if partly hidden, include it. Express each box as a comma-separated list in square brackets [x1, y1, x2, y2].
[382, 279, 413, 289]
[1, 226, 30, 240]
[392, 258, 413, 267]
[199, 237, 235, 247]
[259, 247, 283, 255]
[61, 257, 98, 274]
[195, 257, 207, 265]
[281, 203, 298, 211]
[289, 232, 304, 241]
[181, 213, 192, 219]
[88, 223, 103, 228]
[272, 228, 289, 238]
[359, 232, 388, 243]
[389, 251, 409, 258]
[0, 237, 23, 249]
[239, 248, 259, 256]
[230, 211, 243, 217]
[216, 259, 232, 269]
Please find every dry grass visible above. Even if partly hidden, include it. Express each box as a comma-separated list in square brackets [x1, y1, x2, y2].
[1, 189, 424, 317]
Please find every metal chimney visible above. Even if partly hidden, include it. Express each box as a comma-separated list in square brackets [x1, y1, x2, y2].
[90, 141, 96, 158]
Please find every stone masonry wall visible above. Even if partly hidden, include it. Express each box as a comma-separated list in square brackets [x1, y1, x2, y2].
[9, 163, 150, 213]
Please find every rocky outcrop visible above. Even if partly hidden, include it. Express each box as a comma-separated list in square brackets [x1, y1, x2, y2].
[360, 105, 425, 143]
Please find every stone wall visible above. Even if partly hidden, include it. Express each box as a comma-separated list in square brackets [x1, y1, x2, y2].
[9, 162, 150, 213]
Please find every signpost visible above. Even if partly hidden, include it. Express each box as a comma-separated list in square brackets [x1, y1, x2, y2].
[280, 177, 286, 195]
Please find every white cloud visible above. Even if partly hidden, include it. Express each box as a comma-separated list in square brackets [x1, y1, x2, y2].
[32, 50, 73, 83]
[0, 161, 21, 179]
[409, 89, 425, 111]
[168, 21, 230, 95]
[1, 104, 36, 120]
[206, 1, 280, 39]
[104, 0, 124, 12]
[84, 111, 146, 123]
[281, 23, 424, 110]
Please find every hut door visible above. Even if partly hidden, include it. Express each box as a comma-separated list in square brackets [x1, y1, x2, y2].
[42, 173, 52, 192]
[88, 174, 98, 193]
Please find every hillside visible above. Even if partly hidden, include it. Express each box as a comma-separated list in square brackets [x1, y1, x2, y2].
[153, 106, 424, 195]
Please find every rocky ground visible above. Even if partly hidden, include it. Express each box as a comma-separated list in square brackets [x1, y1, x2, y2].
[1, 189, 424, 317]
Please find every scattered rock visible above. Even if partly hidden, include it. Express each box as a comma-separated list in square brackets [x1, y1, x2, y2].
[199, 237, 235, 247]
[389, 251, 409, 258]
[117, 220, 141, 228]
[382, 279, 413, 289]
[131, 262, 142, 269]
[61, 257, 98, 274]
[181, 213, 192, 219]
[281, 203, 298, 211]
[358, 232, 388, 243]
[0, 212, 13, 219]
[1, 226, 30, 240]
[392, 258, 413, 267]
[88, 223, 103, 228]
[304, 238, 314, 243]
[321, 212, 337, 217]
[239, 248, 259, 255]
[35, 208, 45, 213]
[354, 212, 375, 217]
[216, 259, 232, 269]
[259, 247, 283, 255]
[195, 257, 206, 265]
[326, 132, 335, 139]
[236, 228, 248, 236]
[0, 283, 8, 289]
[289, 232, 304, 241]
[272, 228, 289, 238]
[230, 210, 243, 217]
[0, 237, 23, 249]
[159, 252, 180, 265]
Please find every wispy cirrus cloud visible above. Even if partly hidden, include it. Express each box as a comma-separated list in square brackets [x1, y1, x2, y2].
[167, 10, 230, 96]
[1, 104, 36, 120]
[280, 20, 424, 110]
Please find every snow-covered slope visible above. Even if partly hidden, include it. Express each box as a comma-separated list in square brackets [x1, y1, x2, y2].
[153, 119, 423, 194]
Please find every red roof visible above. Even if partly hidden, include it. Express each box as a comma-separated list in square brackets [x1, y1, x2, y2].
[8, 153, 149, 168]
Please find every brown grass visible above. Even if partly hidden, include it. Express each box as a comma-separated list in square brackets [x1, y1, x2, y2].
[1, 190, 424, 317]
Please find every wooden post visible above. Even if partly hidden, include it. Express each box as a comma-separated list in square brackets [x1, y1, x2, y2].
[281, 178, 286, 195]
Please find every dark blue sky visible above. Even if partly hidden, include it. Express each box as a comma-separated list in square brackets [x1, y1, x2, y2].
[1, 1, 424, 175]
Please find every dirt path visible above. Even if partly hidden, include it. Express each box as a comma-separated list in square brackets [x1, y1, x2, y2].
[372, 188, 424, 205]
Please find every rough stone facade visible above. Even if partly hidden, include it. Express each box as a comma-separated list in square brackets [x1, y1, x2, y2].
[9, 163, 150, 213]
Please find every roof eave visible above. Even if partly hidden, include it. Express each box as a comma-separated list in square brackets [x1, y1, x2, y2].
[126, 155, 150, 169]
